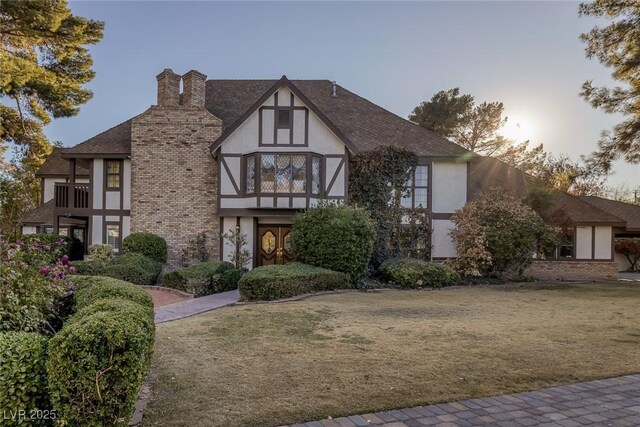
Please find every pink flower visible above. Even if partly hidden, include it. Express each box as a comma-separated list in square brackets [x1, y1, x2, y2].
[61, 255, 69, 266]
[39, 266, 51, 275]
[69, 266, 77, 274]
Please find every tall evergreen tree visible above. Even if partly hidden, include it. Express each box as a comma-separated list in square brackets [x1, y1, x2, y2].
[0, 0, 103, 239]
[580, 0, 640, 170]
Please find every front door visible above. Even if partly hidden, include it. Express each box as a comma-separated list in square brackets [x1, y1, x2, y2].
[70, 227, 87, 261]
[258, 225, 294, 266]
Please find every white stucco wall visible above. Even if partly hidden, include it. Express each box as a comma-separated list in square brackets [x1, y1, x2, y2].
[105, 191, 120, 210]
[123, 160, 131, 210]
[575, 226, 592, 259]
[220, 87, 344, 155]
[92, 159, 103, 209]
[432, 219, 457, 258]
[594, 226, 612, 259]
[92, 215, 103, 244]
[122, 216, 131, 240]
[432, 162, 467, 213]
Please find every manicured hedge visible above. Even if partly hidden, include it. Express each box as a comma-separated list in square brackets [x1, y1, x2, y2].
[122, 232, 167, 263]
[0, 332, 50, 426]
[70, 260, 106, 276]
[238, 262, 350, 301]
[46, 276, 155, 426]
[88, 244, 114, 262]
[291, 204, 376, 281]
[47, 311, 151, 426]
[72, 253, 161, 286]
[163, 261, 241, 297]
[73, 276, 154, 311]
[379, 258, 461, 289]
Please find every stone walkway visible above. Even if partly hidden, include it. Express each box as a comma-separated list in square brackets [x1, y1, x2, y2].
[153, 289, 239, 324]
[284, 374, 640, 427]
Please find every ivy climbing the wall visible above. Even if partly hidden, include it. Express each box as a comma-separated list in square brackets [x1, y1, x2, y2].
[349, 146, 432, 270]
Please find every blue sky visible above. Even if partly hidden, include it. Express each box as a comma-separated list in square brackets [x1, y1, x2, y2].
[46, 1, 636, 186]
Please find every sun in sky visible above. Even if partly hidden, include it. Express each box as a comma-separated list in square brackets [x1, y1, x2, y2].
[501, 115, 536, 142]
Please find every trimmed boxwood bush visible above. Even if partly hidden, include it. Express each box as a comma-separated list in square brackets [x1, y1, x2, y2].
[46, 310, 151, 426]
[122, 232, 167, 263]
[379, 258, 461, 289]
[291, 203, 376, 281]
[110, 252, 162, 277]
[88, 244, 114, 262]
[103, 263, 156, 286]
[0, 332, 50, 426]
[73, 276, 153, 311]
[238, 262, 350, 301]
[163, 261, 240, 297]
[70, 260, 106, 276]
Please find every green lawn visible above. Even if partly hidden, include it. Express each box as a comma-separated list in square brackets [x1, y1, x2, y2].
[141, 283, 640, 427]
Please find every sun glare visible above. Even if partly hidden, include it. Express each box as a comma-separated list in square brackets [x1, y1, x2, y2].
[501, 115, 536, 142]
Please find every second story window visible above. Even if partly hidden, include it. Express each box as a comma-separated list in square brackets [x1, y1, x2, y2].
[252, 153, 321, 195]
[277, 109, 292, 129]
[106, 160, 121, 189]
[401, 165, 429, 209]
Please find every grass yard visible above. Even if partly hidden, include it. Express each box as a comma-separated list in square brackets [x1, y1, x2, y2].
[141, 283, 640, 427]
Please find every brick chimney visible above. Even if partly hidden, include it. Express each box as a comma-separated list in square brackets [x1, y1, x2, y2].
[182, 70, 207, 108]
[156, 68, 181, 106]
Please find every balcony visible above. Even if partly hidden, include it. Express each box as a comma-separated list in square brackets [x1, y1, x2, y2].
[55, 183, 90, 209]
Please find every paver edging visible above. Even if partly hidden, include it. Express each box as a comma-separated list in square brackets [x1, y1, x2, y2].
[142, 285, 194, 298]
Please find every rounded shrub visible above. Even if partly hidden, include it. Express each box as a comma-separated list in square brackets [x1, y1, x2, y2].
[0, 332, 50, 426]
[88, 244, 114, 262]
[46, 311, 151, 426]
[70, 260, 106, 276]
[110, 252, 162, 278]
[379, 258, 461, 289]
[103, 263, 156, 286]
[122, 232, 167, 264]
[291, 203, 376, 281]
[238, 262, 350, 301]
[72, 276, 153, 311]
[163, 261, 236, 296]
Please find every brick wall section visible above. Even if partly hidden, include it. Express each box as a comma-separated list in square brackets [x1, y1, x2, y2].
[525, 260, 619, 281]
[131, 105, 222, 267]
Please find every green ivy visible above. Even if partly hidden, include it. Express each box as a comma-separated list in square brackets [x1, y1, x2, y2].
[349, 146, 431, 269]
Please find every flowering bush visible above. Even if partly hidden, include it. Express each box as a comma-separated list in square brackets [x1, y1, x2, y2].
[20, 234, 70, 265]
[450, 188, 557, 277]
[0, 240, 75, 334]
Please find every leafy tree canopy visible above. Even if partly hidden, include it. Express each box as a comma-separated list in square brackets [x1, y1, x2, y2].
[0, 0, 103, 240]
[580, 0, 640, 170]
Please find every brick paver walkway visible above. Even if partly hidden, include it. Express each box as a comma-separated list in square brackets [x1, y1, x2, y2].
[144, 288, 191, 307]
[153, 289, 239, 324]
[284, 374, 640, 427]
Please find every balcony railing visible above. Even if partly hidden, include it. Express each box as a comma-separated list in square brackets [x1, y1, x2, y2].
[55, 183, 90, 209]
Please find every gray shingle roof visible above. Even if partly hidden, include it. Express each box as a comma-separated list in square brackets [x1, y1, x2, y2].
[580, 196, 640, 231]
[206, 79, 471, 157]
[468, 156, 626, 226]
[36, 148, 89, 177]
[61, 119, 132, 156]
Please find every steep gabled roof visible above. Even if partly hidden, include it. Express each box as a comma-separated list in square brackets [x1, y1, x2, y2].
[61, 119, 132, 158]
[36, 148, 90, 177]
[580, 196, 640, 231]
[468, 156, 626, 226]
[206, 77, 470, 158]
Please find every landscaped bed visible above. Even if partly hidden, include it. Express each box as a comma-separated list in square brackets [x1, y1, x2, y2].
[141, 282, 640, 427]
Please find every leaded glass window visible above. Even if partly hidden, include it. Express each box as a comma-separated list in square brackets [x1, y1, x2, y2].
[276, 155, 292, 192]
[245, 156, 255, 194]
[291, 155, 306, 193]
[260, 154, 276, 192]
[311, 157, 321, 195]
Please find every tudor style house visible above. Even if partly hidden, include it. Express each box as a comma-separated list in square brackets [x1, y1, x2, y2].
[20, 69, 640, 279]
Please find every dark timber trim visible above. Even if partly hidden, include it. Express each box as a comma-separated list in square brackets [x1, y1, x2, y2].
[209, 76, 357, 153]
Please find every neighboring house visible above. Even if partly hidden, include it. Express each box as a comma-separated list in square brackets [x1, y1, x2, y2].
[18, 68, 639, 280]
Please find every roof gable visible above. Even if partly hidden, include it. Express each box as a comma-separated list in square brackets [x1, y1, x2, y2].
[61, 119, 132, 158]
[208, 76, 354, 153]
[206, 78, 470, 158]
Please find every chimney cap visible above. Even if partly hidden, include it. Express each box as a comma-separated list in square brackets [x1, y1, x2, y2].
[156, 68, 179, 80]
[183, 69, 207, 80]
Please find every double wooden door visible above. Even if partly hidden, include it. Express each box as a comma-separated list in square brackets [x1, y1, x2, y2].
[258, 225, 294, 266]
